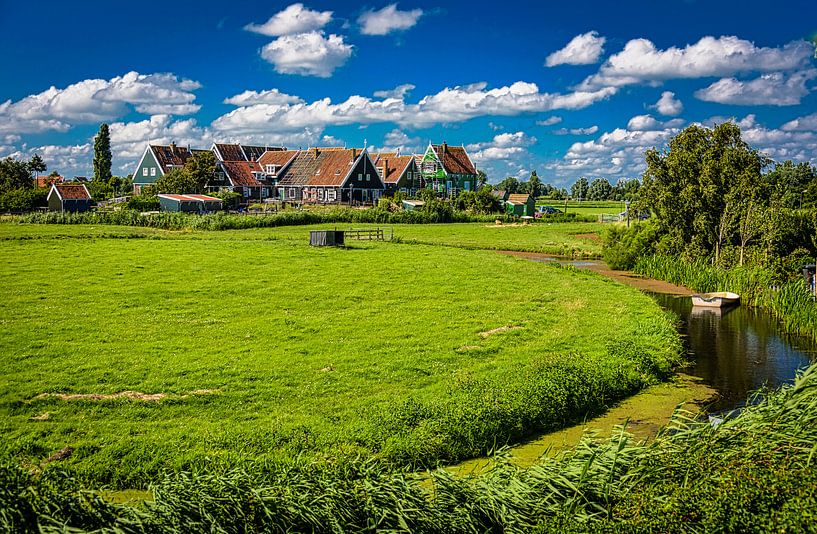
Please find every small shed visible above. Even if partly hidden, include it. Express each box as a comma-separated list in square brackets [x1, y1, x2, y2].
[158, 194, 222, 213]
[48, 184, 92, 213]
[505, 194, 535, 217]
[402, 199, 425, 211]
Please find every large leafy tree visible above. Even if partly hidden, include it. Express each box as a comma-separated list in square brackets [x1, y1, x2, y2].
[495, 176, 520, 194]
[184, 151, 217, 190]
[527, 171, 542, 198]
[155, 169, 199, 195]
[764, 160, 817, 209]
[571, 177, 589, 200]
[638, 122, 770, 259]
[155, 151, 217, 194]
[587, 178, 613, 200]
[93, 123, 112, 183]
[0, 157, 35, 192]
[28, 154, 46, 178]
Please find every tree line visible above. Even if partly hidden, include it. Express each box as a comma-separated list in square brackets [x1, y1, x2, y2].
[493, 171, 640, 201]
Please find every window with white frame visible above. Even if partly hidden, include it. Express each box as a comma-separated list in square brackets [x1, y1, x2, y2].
[288, 188, 295, 199]
[142, 168, 148, 176]
[150, 167, 156, 177]
[366, 174, 370, 181]
[318, 189, 324, 200]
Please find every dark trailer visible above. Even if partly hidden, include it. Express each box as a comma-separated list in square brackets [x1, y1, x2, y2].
[158, 194, 223, 213]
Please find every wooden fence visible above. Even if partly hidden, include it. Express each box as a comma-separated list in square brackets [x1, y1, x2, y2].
[344, 228, 393, 241]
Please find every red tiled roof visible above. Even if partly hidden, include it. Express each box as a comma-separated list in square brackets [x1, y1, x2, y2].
[372, 154, 414, 184]
[150, 145, 193, 173]
[278, 148, 366, 187]
[54, 184, 90, 200]
[214, 144, 246, 162]
[506, 194, 531, 204]
[257, 149, 300, 169]
[432, 144, 477, 175]
[221, 160, 264, 187]
[36, 175, 63, 188]
[306, 148, 364, 187]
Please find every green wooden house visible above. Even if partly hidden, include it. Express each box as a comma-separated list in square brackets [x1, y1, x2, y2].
[132, 144, 196, 195]
[419, 142, 478, 197]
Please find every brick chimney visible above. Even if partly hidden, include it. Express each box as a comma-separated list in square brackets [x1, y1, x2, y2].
[313, 147, 319, 158]
[351, 148, 358, 160]
[383, 158, 388, 179]
[442, 141, 447, 153]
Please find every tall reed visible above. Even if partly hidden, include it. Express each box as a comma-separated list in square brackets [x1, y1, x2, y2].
[634, 255, 817, 340]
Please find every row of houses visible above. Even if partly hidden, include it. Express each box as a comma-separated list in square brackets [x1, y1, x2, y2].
[132, 141, 478, 205]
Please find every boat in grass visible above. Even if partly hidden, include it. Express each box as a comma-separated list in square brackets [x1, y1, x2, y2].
[691, 291, 740, 308]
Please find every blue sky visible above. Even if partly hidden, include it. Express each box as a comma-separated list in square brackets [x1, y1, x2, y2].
[1, 0, 816, 185]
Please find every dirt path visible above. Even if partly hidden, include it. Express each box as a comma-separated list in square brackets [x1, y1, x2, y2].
[498, 251, 693, 295]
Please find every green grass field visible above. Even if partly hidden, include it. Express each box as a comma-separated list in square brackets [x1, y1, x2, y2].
[0, 222, 678, 487]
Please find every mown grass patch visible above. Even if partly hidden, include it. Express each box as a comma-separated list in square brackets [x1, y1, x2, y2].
[0, 225, 676, 486]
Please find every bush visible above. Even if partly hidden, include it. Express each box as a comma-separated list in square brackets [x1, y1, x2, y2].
[602, 221, 659, 270]
[0, 188, 48, 213]
[126, 195, 160, 212]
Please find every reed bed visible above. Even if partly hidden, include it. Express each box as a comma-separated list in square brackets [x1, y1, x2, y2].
[4, 363, 817, 532]
[634, 255, 817, 340]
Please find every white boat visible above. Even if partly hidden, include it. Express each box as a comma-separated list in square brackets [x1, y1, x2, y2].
[691, 291, 740, 308]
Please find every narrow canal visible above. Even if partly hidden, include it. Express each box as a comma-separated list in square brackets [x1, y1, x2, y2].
[651, 292, 817, 413]
[453, 256, 817, 473]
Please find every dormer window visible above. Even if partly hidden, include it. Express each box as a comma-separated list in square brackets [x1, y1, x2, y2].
[265, 164, 279, 175]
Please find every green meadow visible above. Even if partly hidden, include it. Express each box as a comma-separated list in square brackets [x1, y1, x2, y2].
[0, 222, 678, 487]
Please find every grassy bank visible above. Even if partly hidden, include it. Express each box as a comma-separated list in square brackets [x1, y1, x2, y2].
[634, 255, 817, 340]
[0, 225, 676, 487]
[4, 363, 816, 532]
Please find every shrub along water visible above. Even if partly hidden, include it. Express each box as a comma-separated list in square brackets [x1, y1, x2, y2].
[634, 255, 817, 340]
[4, 363, 817, 532]
[13, 207, 593, 230]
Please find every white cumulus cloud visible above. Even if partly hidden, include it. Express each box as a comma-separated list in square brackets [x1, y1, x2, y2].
[223, 89, 305, 106]
[373, 84, 415, 99]
[553, 125, 599, 135]
[260, 31, 353, 77]
[781, 112, 817, 132]
[358, 4, 423, 36]
[546, 31, 606, 67]
[212, 81, 617, 138]
[244, 3, 332, 36]
[536, 116, 562, 126]
[651, 91, 683, 116]
[694, 69, 817, 106]
[580, 36, 813, 89]
[0, 71, 201, 135]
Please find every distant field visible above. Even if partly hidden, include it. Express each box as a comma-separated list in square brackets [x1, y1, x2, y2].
[537, 200, 628, 217]
[0, 223, 679, 486]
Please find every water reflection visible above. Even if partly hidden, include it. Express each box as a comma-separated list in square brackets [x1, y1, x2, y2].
[650, 293, 817, 412]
